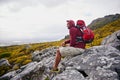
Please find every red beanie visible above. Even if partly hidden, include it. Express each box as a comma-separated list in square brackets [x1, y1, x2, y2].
[67, 20, 75, 27]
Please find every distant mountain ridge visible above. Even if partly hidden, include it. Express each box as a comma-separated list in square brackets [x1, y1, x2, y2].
[88, 13, 120, 30]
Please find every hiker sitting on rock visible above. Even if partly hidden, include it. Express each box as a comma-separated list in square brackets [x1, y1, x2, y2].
[52, 20, 86, 71]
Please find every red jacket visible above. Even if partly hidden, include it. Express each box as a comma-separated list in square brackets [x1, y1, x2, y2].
[65, 26, 86, 49]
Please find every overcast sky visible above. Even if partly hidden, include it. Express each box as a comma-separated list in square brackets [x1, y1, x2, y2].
[0, 0, 120, 43]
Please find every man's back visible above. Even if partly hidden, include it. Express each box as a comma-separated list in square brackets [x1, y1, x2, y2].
[69, 27, 86, 49]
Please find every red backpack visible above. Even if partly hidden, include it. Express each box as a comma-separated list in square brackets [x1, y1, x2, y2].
[76, 26, 94, 43]
[82, 26, 94, 43]
[76, 20, 94, 43]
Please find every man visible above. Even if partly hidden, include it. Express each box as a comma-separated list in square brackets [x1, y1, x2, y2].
[52, 20, 86, 71]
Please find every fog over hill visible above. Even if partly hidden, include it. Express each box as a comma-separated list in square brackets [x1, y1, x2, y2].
[0, 39, 59, 47]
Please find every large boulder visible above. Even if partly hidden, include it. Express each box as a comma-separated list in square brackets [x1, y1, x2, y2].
[101, 30, 120, 50]
[61, 45, 120, 80]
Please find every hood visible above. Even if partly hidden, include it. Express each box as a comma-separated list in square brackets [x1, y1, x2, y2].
[76, 20, 86, 27]
[67, 20, 75, 28]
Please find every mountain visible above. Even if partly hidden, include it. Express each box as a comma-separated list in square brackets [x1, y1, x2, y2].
[88, 13, 120, 30]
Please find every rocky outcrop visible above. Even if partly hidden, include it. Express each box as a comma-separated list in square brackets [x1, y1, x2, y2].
[0, 30, 120, 80]
[59, 45, 120, 80]
[0, 47, 58, 80]
[0, 59, 11, 76]
[101, 30, 120, 50]
[0, 59, 11, 67]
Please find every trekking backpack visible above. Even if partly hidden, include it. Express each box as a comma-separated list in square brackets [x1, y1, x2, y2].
[76, 26, 94, 43]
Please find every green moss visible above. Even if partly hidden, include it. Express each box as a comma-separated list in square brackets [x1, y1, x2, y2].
[44, 76, 50, 80]
[22, 59, 32, 65]
[0, 65, 11, 76]
[0, 52, 11, 59]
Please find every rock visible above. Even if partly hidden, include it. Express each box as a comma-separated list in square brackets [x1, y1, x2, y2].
[0, 58, 11, 77]
[53, 68, 86, 80]
[101, 30, 120, 50]
[0, 62, 46, 80]
[11, 62, 47, 80]
[0, 71, 16, 80]
[0, 58, 11, 66]
[89, 69, 119, 80]
[31, 46, 58, 62]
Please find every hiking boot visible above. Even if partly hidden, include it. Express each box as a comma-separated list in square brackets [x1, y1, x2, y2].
[50, 68, 60, 73]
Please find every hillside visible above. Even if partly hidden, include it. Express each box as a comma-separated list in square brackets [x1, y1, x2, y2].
[88, 14, 120, 30]
[86, 18, 120, 48]
[0, 14, 120, 76]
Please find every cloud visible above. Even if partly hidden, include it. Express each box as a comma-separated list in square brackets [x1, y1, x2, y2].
[0, 4, 69, 42]
[0, 0, 10, 4]
[0, 0, 120, 43]
[0, 0, 72, 7]
[0, 0, 74, 17]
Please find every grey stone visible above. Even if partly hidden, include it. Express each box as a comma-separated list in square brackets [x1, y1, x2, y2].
[102, 30, 120, 50]
[53, 69, 86, 80]
[0, 58, 11, 66]
[0, 71, 16, 80]
[88, 69, 119, 80]
[31, 46, 58, 62]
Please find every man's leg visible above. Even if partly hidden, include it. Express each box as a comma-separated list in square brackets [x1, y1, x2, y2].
[53, 49, 61, 70]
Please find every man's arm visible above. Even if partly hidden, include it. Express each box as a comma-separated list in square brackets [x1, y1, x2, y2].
[64, 39, 70, 44]
[61, 39, 70, 47]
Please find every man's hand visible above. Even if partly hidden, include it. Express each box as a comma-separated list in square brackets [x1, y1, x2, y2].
[61, 42, 66, 47]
